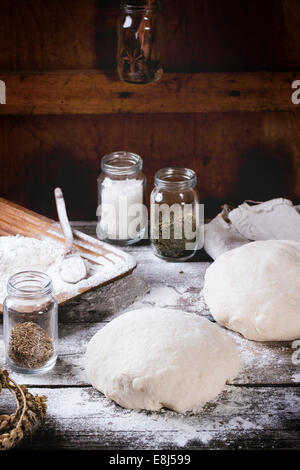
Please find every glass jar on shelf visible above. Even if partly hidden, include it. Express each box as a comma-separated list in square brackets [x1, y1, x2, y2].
[97, 151, 147, 245]
[117, 0, 163, 84]
[3, 271, 58, 375]
[150, 167, 201, 261]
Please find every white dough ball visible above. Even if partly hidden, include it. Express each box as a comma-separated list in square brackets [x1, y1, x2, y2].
[60, 255, 87, 284]
[85, 308, 239, 413]
[203, 240, 300, 341]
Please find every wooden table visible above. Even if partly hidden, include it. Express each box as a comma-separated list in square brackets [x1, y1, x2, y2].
[0, 222, 299, 450]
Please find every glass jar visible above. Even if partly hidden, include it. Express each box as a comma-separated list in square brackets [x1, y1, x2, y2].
[3, 271, 58, 374]
[117, 0, 163, 84]
[97, 151, 147, 245]
[150, 167, 200, 261]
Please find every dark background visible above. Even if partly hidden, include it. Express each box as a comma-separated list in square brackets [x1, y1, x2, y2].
[1, 0, 300, 219]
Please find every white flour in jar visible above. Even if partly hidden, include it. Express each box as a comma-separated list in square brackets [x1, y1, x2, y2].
[97, 178, 145, 240]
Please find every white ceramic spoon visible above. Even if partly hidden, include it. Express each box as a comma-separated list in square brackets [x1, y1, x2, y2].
[54, 187, 88, 284]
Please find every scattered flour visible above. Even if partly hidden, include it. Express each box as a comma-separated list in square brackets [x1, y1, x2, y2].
[129, 285, 182, 309]
[35, 383, 300, 449]
[127, 285, 212, 318]
[229, 331, 285, 368]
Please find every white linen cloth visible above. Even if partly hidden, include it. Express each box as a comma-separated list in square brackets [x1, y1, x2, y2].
[204, 198, 300, 259]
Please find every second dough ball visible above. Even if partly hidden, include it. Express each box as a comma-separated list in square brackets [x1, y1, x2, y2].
[203, 240, 300, 341]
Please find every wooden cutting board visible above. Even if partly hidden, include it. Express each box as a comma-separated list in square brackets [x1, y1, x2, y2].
[0, 198, 136, 311]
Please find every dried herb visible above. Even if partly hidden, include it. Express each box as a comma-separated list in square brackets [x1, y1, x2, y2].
[8, 322, 54, 369]
[152, 210, 197, 259]
[0, 369, 47, 450]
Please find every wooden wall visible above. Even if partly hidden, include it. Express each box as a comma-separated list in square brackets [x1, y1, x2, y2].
[1, 0, 300, 219]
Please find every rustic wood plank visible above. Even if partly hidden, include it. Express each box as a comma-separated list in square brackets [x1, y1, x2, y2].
[0, 71, 299, 115]
[1, 112, 299, 221]
[17, 386, 300, 450]
[2, 0, 300, 72]
[164, 0, 300, 72]
[0, 0, 98, 70]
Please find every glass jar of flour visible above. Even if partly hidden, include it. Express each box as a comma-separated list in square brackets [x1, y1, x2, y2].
[97, 151, 147, 245]
[3, 271, 58, 374]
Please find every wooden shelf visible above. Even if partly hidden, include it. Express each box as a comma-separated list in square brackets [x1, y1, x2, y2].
[0, 70, 299, 115]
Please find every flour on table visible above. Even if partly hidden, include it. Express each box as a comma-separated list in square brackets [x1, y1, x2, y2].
[127, 285, 211, 317]
[44, 384, 293, 449]
[0, 235, 131, 303]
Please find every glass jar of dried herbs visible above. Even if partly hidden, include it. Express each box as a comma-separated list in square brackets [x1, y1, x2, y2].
[150, 167, 200, 261]
[3, 271, 58, 374]
[117, 0, 163, 84]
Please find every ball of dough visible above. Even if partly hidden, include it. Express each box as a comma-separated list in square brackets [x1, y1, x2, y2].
[203, 240, 300, 341]
[60, 256, 87, 284]
[85, 308, 239, 413]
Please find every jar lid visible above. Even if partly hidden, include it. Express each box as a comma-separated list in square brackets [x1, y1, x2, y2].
[7, 271, 53, 298]
[121, 0, 161, 13]
[155, 167, 197, 190]
[101, 151, 143, 176]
